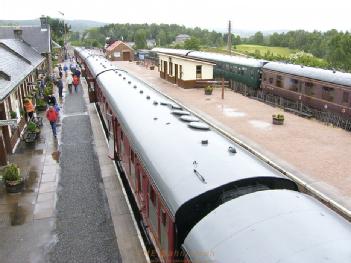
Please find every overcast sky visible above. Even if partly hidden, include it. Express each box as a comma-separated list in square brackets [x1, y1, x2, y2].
[1, 0, 350, 32]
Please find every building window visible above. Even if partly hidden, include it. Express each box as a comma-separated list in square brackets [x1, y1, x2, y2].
[196, 65, 202, 79]
[169, 62, 173, 76]
[342, 91, 349, 103]
[276, 75, 283, 88]
[269, 77, 273, 84]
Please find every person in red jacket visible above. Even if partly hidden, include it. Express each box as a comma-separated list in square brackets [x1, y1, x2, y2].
[46, 106, 58, 137]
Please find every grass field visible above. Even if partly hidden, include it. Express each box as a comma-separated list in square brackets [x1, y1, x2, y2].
[234, 44, 296, 57]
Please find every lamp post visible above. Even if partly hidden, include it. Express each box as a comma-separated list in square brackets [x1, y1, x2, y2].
[58, 11, 66, 60]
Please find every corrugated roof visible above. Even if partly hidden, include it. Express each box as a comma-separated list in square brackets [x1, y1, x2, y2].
[264, 62, 351, 87]
[0, 26, 51, 54]
[0, 39, 45, 101]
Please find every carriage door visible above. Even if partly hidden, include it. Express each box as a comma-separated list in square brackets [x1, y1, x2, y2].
[175, 64, 178, 84]
[163, 61, 167, 79]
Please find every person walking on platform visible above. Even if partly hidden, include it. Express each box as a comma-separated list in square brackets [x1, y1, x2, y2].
[23, 98, 35, 120]
[55, 78, 64, 98]
[73, 75, 80, 93]
[46, 106, 58, 137]
[63, 64, 68, 77]
[66, 72, 73, 94]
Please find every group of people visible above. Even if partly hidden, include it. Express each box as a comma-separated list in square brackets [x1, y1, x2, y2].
[23, 61, 82, 138]
[61, 63, 81, 94]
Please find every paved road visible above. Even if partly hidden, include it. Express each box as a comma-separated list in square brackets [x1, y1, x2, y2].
[49, 85, 121, 262]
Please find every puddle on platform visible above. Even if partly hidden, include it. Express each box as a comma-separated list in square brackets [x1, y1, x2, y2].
[218, 105, 246, 117]
[25, 170, 39, 193]
[10, 204, 26, 226]
[33, 149, 44, 155]
[249, 120, 272, 130]
[51, 151, 60, 163]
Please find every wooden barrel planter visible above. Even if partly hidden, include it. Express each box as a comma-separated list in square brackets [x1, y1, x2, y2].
[272, 114, 284, 125]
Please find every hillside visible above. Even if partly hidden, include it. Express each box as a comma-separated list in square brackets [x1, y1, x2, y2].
[0, 19, 107, 32]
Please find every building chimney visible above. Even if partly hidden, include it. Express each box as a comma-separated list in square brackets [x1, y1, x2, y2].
[40, 16, 48, 30]
[13, 27, 22, 40]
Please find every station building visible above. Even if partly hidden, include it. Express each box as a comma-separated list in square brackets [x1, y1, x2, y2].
[157, 52, 215, 88]
[0, 39, 46, 165]
[106, 41, 134, 61]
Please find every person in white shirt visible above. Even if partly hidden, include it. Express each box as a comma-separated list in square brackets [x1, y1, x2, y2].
[66, 72, 73, 94]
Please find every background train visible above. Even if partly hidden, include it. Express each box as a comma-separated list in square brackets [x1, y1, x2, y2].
[151, 48, 351, 130]
[75, 47, 351, 263]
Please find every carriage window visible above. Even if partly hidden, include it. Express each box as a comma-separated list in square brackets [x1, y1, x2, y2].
[289, 78, 299, 91]
[161, 210, 167, 226]
[131, 149, 135, 163]
[304, 82, 314, 96]
[276, 75, 283, 88]
[150, 187, 156, 206]
[343, 91, 349, 103]
[322, 86, 334, 102]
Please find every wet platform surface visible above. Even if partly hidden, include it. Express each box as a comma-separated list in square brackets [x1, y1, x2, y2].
[114, 61, 351, 213]
[0, 63, 147, 262]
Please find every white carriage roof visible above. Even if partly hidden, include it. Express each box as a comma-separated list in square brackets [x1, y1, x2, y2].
[157, 53, 215, 65]
[188, 51, 266, 68]
[152, 48, 265, 68]
[264, 62, 351, 87]
[184, 190, 351, 263]
[76, 48, 289, 216]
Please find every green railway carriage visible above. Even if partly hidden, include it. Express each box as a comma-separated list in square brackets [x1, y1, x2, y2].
[187, 51, 267, 89]
[151, 48, 266, 92]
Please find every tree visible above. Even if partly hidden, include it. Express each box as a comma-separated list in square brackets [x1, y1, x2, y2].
[184, 37, 201, 50]
[47, 17, 71, 43]
[135, 29, 147, 49]
[157, 30, 167, 46]
[252, 31, 264, 45]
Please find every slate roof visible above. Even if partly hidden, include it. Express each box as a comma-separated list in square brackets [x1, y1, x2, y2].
[0, 39, 45, 101]
[0, 26, 51, 54]
[264, 62, 351, 87]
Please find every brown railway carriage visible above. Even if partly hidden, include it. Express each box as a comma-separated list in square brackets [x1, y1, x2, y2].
[261, 62, 351, 119]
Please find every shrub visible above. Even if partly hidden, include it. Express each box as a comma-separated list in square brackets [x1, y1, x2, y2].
[27, 121, 37, 133]
[205, 86, 214, 92]
[10, 111, 17, 119]
[272, 114, 284, 120]
[36, 98, 46, 107]
[3, 164, 21, 182]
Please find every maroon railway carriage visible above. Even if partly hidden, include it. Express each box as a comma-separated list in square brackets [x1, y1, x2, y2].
[262, 62, 351, 120]
[75, 48, 351, 263]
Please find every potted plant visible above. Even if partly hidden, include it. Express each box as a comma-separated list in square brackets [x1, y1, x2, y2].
[36, 98, 47, 111]
[272, 114, 284, 125]
[10, 110, 17, 119]
[27, 121, 40, 135]
[204, 85, 213, 95]
[3, 164, 24, 193]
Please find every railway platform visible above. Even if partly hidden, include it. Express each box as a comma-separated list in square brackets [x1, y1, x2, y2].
[0, 64, 148, 262]
[113, 61, 351, 215]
